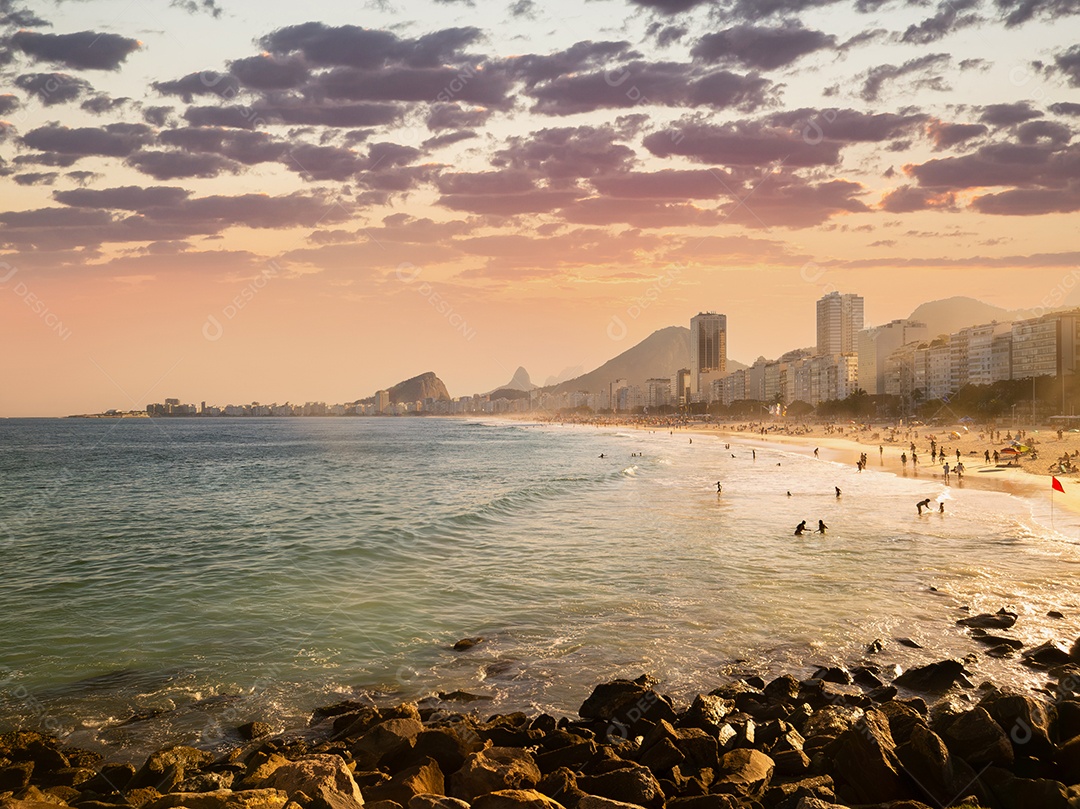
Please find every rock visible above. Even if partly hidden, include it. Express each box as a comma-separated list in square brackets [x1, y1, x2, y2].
[366, 759, 445, 807]
[1071, 636, 1080, 663]
[130, 747, 215, 792]
[576, 764, 664, 808]
[893, 660, 971, 694]
[472, 790, 565, 809]
[665, 796, 739, 809]
[970, 633, 1024, 650]
[125, 786, 164, 808]
[762, 675, 801, 704]
[979, 690, 1057, 761]
[578, 680, 677, 737]
[825, 709, 907, 804]
[262, 756, 365, 809]
[11, 787, 64, 806]
[896, 723, 988, 807]
[802, 706, 865, 743]
[937, 706, 1014, 768]
[352, 719, 424, 767]
[408, 796, 471, 809]
[1057, 735, 1080, 781]
[146, 789, 290, 809]
[1021, 641, 1073, 668]
[177, 772, 234, 793]
[365, 801, 401, 809]
[866, 639, 885, 654]
[878, 700, 925, 747]
[0, 801, 70, 809]
[1048, 610, 1064, 619]
[762, 775, 836, 809]
[811, 667, 851, 685]
[1057, 698, 1080, 742]
[956, 610, 1017, 629]
[452, 638, 483, 651]
[986, 644, 1017, 658]
[896, 638, 923, 649]
[535, 768, 585, 809]
[0, 764, 33, 793]
[79, 763, 136, 794]
[238, 722, 273, 741]
[679, 695, 733, 734]
[576, 797, 644, 809]
[535, 741, 597, 775]
[851, 666, 884, 689]
[792, 799, 847, 809]
[712, 749, 773, 801]
[744, 676, 766, 690]
[637, 736, 683, 774]
[241, 754, 291, 789]
[451, 748, 540, 802]
[981, 766, 1070, 809]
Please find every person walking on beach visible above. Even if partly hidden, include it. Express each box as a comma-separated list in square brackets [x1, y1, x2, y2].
[943, 462, 950, 482]
[794, 520, 807, 536]
[901, 452, 908, 467]
[816, 520, 828, 534]
[814, 448, 819, 457]
[912, 451, 918, 465]
[939, 502, 945, 513]
[956, 462, 964, 480]
[993, 450, 1000, 463]
[985, 450, 991, 463]
[835, 486, 842, 498]
[716, 481, 722, 493]
[917, 498, 932, 515]
[752, 449, 756, 460]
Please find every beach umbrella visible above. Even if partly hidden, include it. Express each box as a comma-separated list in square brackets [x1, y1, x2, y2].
[1000, 447, 1020, 456]
[948, 430, 962, 439]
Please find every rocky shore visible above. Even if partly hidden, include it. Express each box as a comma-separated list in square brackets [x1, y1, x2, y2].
[3, 624, 1080, 809]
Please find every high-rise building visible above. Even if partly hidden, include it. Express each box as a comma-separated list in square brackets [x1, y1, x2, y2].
[816, 292, 864, 356]
[690, 312, 727, 395]
[857, 319, 928, 394]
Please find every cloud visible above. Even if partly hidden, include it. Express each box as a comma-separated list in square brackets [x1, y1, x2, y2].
[557, 197, 723, 228]
[170, 0, 223, 17]
[142, 105, 173, 126]
[900, 0, 982, 44]
[22, 122, 154, 157]
[691, 23, 836, 70]
[436, 170, 581, 214]
[510, 40, 640, 87]
[0, 93, 18, 114]
[54, 185, 193, 210]
[126, 149, 242, 179]
[13, 171, 58, 186]
[978, 100, 1042, 125]
[973, 185, 1080, 215]
[925, 120, 988, 150]
[152, 71, 241, 103]
[643, 119, 842, 167]
[227, 54, 309, 90]
[492, 124, 638, 182]
[1016, 118, 1072, 146]
[766, 108, 927, 142]
[591, 168, 738, 198]
[81, 94, 131, 114]
[1056, 44, 1080, 86]
[183, 101, 401, 129]
[11, 30, 141, 71]
[311, 63, 513, 106]
[158, 127, 289, 165]
[426, 102, 493, 130]
[860, 53, 951, 102]
[1050, 102, 1080, 116]
[879, 184, 957, 212]
[14, 72, 94, 105]
[996, 0, 1080, 26]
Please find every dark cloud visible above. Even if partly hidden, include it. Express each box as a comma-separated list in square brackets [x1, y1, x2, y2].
[0, 120, 12, 142]
[1016, 119, 1072, 146]
[0, 0, 50, 27]
[422, 130, 477, 149]
[880, 184, 957, 212]
[54, 185, 192, 210]
[13, 172, 58, 186]
[1056, 45, 1080, 86]
[158, 127, 288, 165]
[492, 124, 638, 182]
[436, 170, 581, 215]
[0, 207, 113, 228]
[142, 105, 173, 126]
[691, 24, 836, 70]
[1050, 102, 1080, 116]
[312, 63, 513, 106]
[510, 41, 639, 87]
[0, 93, 20, 114]
[228, 54, 309, 90]
[974, 185, 1080, 214]
[65, 170, 101, 185]
[259, 22, 482, 70]
[15, 72, 94, 106]
[22, 122, 154, 157]
[901, 0, 982, 44]
[996, 0, 1080, 26]
[81, 95, 131, 114]
[509, 0, 536, 15]
[170, 0, 223, 17]
[526, 61, 777, 115]
[926, 120, 988, 150]
[766, 108, 927, 143]
[648, 22, 688, 47]
[126, 149, 241, 180]
[183, 101, 401, 129]
[978, 100, 1042, 125]
[281, 143, 366, 181]
[626, 0, 707, 11]
[13, 152, 79, 167]
[426, 102, 493, 130]
[860, 53, 951, 102]
[591, 169, 736, 198]
[643, 119, 842, 167]
[152, 71, 241, 103]
[11, 30, 141, 71]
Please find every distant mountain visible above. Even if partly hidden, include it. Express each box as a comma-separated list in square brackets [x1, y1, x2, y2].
[361, 371, 451, 404]
[551, 326, 748, 394]
[907, 297, 1034, 337]
[544, 366, 585, 387]
[488, 366, 536, 394]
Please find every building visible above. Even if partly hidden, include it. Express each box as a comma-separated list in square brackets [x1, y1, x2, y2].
[816, 292, 864, 356]
[673, 368, 692, 409]
[609, 378, 628, 412]
[857, 319, 928, 395]
[645, 378, 672, 409]
[690, 312, 727, 396]
[374, 390, 390, 413]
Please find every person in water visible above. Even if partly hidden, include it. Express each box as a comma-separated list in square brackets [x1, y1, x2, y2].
[794, 520, 807, 536]
[939, 502, 945, 513]
[916, 498, 932, 515]
[816, 520, 827, 534]
[814, 448, 819, 457]
[716, 481, 722, 493]
[787, 490, 792, 497]
[835, 486, 842, 498]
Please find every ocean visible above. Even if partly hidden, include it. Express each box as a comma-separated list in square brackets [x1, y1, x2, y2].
[1, 416, 1077, 762]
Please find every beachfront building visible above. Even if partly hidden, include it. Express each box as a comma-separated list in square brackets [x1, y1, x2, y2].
[646, 377, 672, 409]
[816, 292, 864, 356]
[857, 319, 928, 395]
[375, 390, 391, 413]
[690, 312, 727, 396]
[674, 368, 692, 409]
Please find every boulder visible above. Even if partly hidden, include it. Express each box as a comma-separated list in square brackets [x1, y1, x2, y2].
[679, 696, 733, 735]
[1021, 641, 1073, 668]
[145, 789, 290, 809]
[936, 706, 1014, 768]
[762, 775, 835, 809]
[665, 796, 739, 809]
[352, 719, 424, 767]
[0, 764, 33, 793]
[576, 764, 663, 808]
[801, 706, 865, 743]
[578, 680, 677, 737]
[472, 790, 565, 809]
[1072, 636, 1080, 663]
[1056, 735, 1080, 782]
[877, 700, 925, 747]
[978, 690, 1057, 761]
[79, 763, 136, 794]
[981, 767, 1070, 809]
[956, 610, 1017, 629]
[238, 723, 273, 741]
[408, 796, 470, 809]
[451, 748, 541, 803]
[896, 723, 989, 807]
[825, 709, 908, 804]
[392, 726, 484, 775]
[453, 638, 483, 652]
[535, 768, 585, 809]
[241, 754, 291, 789]
[130, 747, 216, 792]
[811, 667, 851, 685]
[575, 797, 642, 809]
[535, 741, 597, 775]
[262, 756, 365, 809]
[365, 759, 444, 807]
[712, 749, 773, 800]
[970, 633, 1024, 650]
[893, 660, 970, 694]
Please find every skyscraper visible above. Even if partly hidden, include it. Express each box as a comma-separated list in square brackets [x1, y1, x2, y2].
[816, 292, 864, 355]
[690, 312, 727, 395]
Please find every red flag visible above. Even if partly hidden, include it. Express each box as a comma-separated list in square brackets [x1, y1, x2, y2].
[1052, 476, 1065, 493]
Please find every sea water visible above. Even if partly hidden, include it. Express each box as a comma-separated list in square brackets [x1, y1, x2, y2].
[1, 417, 1077, 761]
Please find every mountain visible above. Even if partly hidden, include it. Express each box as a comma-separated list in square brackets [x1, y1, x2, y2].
[488, 366, 536, 394]
[906, 297, 1034, 337]
[544, 366, 585, 386]
[360, 371, 451, 404]
[551, 326, 748, 394]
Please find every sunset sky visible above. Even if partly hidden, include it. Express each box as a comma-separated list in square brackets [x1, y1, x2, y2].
[1, 0, 1079, 416]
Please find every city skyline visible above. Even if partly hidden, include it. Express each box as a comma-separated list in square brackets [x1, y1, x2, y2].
[2, 0, 1080, 416]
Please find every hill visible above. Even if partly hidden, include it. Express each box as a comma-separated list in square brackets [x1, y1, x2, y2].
[361, 371, 451, 404]
[487, 366, 536, 394]
[552, 326, 747, 394]
[907, 297, 1032, 337]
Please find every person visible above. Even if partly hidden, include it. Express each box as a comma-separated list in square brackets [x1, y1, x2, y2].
[816, 520, 828, 534]
[956, 448, 961, 462]
[794, 520, 807, 536]
[689, 438, 692, 444]
[901, 452, 908, 467]
[787, 490, 792, 497]
[917, 498, 932, 515]
[912, 451, 918, 465]
[752, 449, 756, 460]
[835, 486, 842, 498]
[599, 453, 605, 458]
[716, 482, 722, 493]
[814, 448, 819, 457]
[956, 462, 964, 480]
[943, 462, 950, 482]
[939, 502, 945, 513]
[985, 449, 991, 463]
[993, 450, 1000, 463]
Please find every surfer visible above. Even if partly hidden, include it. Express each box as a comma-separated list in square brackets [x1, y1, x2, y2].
[794, 520, 807, 536]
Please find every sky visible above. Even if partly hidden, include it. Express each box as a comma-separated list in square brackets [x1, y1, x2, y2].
[1, 0, 1079, 416]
